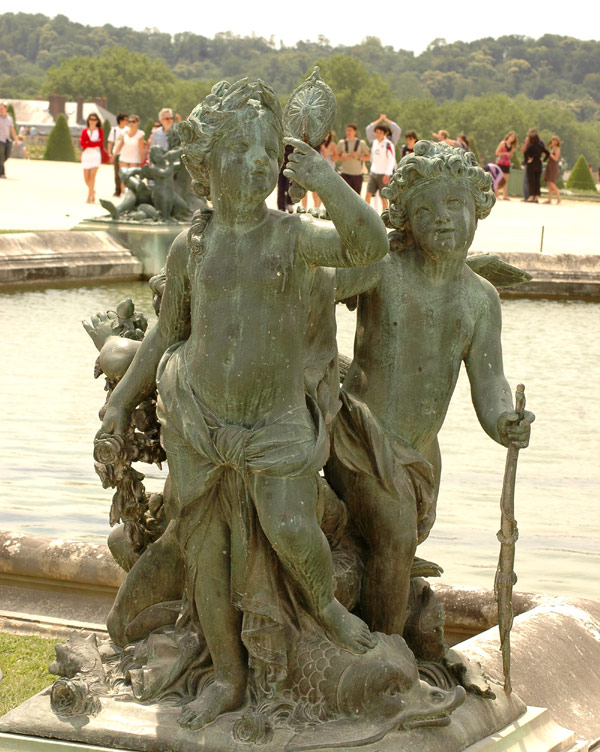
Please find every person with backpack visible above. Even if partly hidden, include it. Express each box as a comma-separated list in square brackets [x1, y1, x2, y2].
[337, 123, 370, 195]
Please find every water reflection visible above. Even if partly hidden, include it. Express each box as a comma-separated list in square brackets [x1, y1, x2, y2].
[1, 284, 598, 600]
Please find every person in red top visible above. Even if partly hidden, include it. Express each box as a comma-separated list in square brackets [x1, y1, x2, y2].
[80, 113, 103, 203]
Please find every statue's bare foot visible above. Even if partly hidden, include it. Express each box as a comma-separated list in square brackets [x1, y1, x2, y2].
[178, 679, 245, 731]
[318, 599, 377, 654]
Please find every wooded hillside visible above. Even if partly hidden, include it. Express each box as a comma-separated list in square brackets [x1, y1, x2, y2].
[2, 13, 599, 165]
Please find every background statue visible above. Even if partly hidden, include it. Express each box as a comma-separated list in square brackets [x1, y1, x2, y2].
[100, 145, 193, 222]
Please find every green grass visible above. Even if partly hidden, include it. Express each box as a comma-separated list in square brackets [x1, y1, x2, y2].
[0, 633, 56, 716]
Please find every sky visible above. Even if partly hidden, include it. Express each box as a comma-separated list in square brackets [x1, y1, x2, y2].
[14, 0, 597, 55]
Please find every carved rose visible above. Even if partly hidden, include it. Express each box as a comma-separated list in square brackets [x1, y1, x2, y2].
[232, 711, 274, 744]
[93, 435, 126, 465]
[50, 678, 100, 717]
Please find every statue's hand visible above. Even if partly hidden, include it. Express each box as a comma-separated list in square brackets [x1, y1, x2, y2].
[96, 403, 131, 443]
[283, 137, 331, 193]
[497, 410, 535, 449]
[82, 312, 118, 351]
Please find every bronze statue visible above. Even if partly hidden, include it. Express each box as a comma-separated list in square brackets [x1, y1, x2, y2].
[95, 77, 388, 730]
[326, 140, 534, 640]
[51, 91, 535, 751]
[100, 146, 193, 222]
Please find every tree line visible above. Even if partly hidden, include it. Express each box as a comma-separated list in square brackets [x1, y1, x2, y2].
[1, 13, 598, 166]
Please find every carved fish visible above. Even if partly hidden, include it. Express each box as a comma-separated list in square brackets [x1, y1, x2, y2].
[285, 630, 465, 750]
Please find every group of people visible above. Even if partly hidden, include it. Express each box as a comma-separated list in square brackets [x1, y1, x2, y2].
[278, 114, 565, 212]
[486, 130, 562, 205]
[79, 107, 180, 204]
[279, 113, 417, 214]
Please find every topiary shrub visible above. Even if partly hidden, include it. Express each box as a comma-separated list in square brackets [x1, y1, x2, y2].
[7, 104, 17, 126]
[43, 114, 77, 162]
[103, 118, 111, 147]
[144, 117, 155, 140]
[566, 155, 598, 192]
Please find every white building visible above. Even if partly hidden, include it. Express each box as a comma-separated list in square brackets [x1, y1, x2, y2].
[4, 95, 116, 136]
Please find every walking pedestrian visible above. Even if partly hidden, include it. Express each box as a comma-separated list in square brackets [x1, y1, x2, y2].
[80, 112, 103, 203]
[0, 102, 20, 179]
[543, 136, 561, 205]
[108, 113, 128, 197]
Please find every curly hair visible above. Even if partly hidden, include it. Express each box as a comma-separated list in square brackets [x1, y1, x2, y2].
[178, 78, 284, 200]
[381, 140, 495, 235]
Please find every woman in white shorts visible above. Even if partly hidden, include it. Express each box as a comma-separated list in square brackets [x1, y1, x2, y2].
[80, 113, 103, 203]
[114, 115, 146, 170]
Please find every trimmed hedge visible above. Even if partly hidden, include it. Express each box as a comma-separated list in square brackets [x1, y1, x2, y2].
[144, 117, 155, 140]
[103, 118, 111, 147]
[566, 155, 598, 192]
[43, 113, 77, 162]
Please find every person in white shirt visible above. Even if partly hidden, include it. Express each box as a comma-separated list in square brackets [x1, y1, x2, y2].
[365, 113, 401, 146]
[365, 122, 396, 209]
[108, 113, 128, 197]
[113, 115, 146, 168]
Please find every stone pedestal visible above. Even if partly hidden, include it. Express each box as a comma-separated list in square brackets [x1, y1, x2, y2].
[0, 686, 524, 752]
[0, 231, 142, 287]
[0, 701, 585, 752]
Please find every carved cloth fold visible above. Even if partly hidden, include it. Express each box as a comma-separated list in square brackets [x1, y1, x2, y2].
[331, 389, 436, 543]
[156, 342, 329, 686]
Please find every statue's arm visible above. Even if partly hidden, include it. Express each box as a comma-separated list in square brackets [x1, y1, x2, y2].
[465, 279, 534, 448]
[285, 139, 388, 268]
[98, 233, 191, 438]
[334, 262, 383, 301]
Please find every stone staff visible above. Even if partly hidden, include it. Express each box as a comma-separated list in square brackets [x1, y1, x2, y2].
[494, 383, 525, 695]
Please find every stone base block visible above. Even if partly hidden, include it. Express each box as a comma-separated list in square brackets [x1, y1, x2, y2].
[1, 700, 586, 752]
[0, 683, 526, 752]
[0, 232, 143, 287]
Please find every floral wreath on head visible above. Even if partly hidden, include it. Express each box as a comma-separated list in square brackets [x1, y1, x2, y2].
[179, 78, 284, 202]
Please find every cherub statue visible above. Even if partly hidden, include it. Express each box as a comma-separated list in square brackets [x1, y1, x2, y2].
[100, 146, 192, 221]
[99, 167, 158, 221]
[95, 78, 388, 730]
[326, 140, 535, 639]
[142, 145, 191, 220]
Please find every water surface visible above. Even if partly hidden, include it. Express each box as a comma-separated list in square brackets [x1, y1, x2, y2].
[1, 283, 598, 601]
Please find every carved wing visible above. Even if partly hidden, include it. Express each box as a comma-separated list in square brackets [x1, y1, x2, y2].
[466, 253, 532, 289]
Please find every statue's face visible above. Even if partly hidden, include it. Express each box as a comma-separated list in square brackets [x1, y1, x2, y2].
[406, 181, 476, 261]
[212, 109, 280, 205]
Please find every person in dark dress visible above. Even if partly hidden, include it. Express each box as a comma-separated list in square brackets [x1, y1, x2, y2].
[523, 130, 549, 203]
